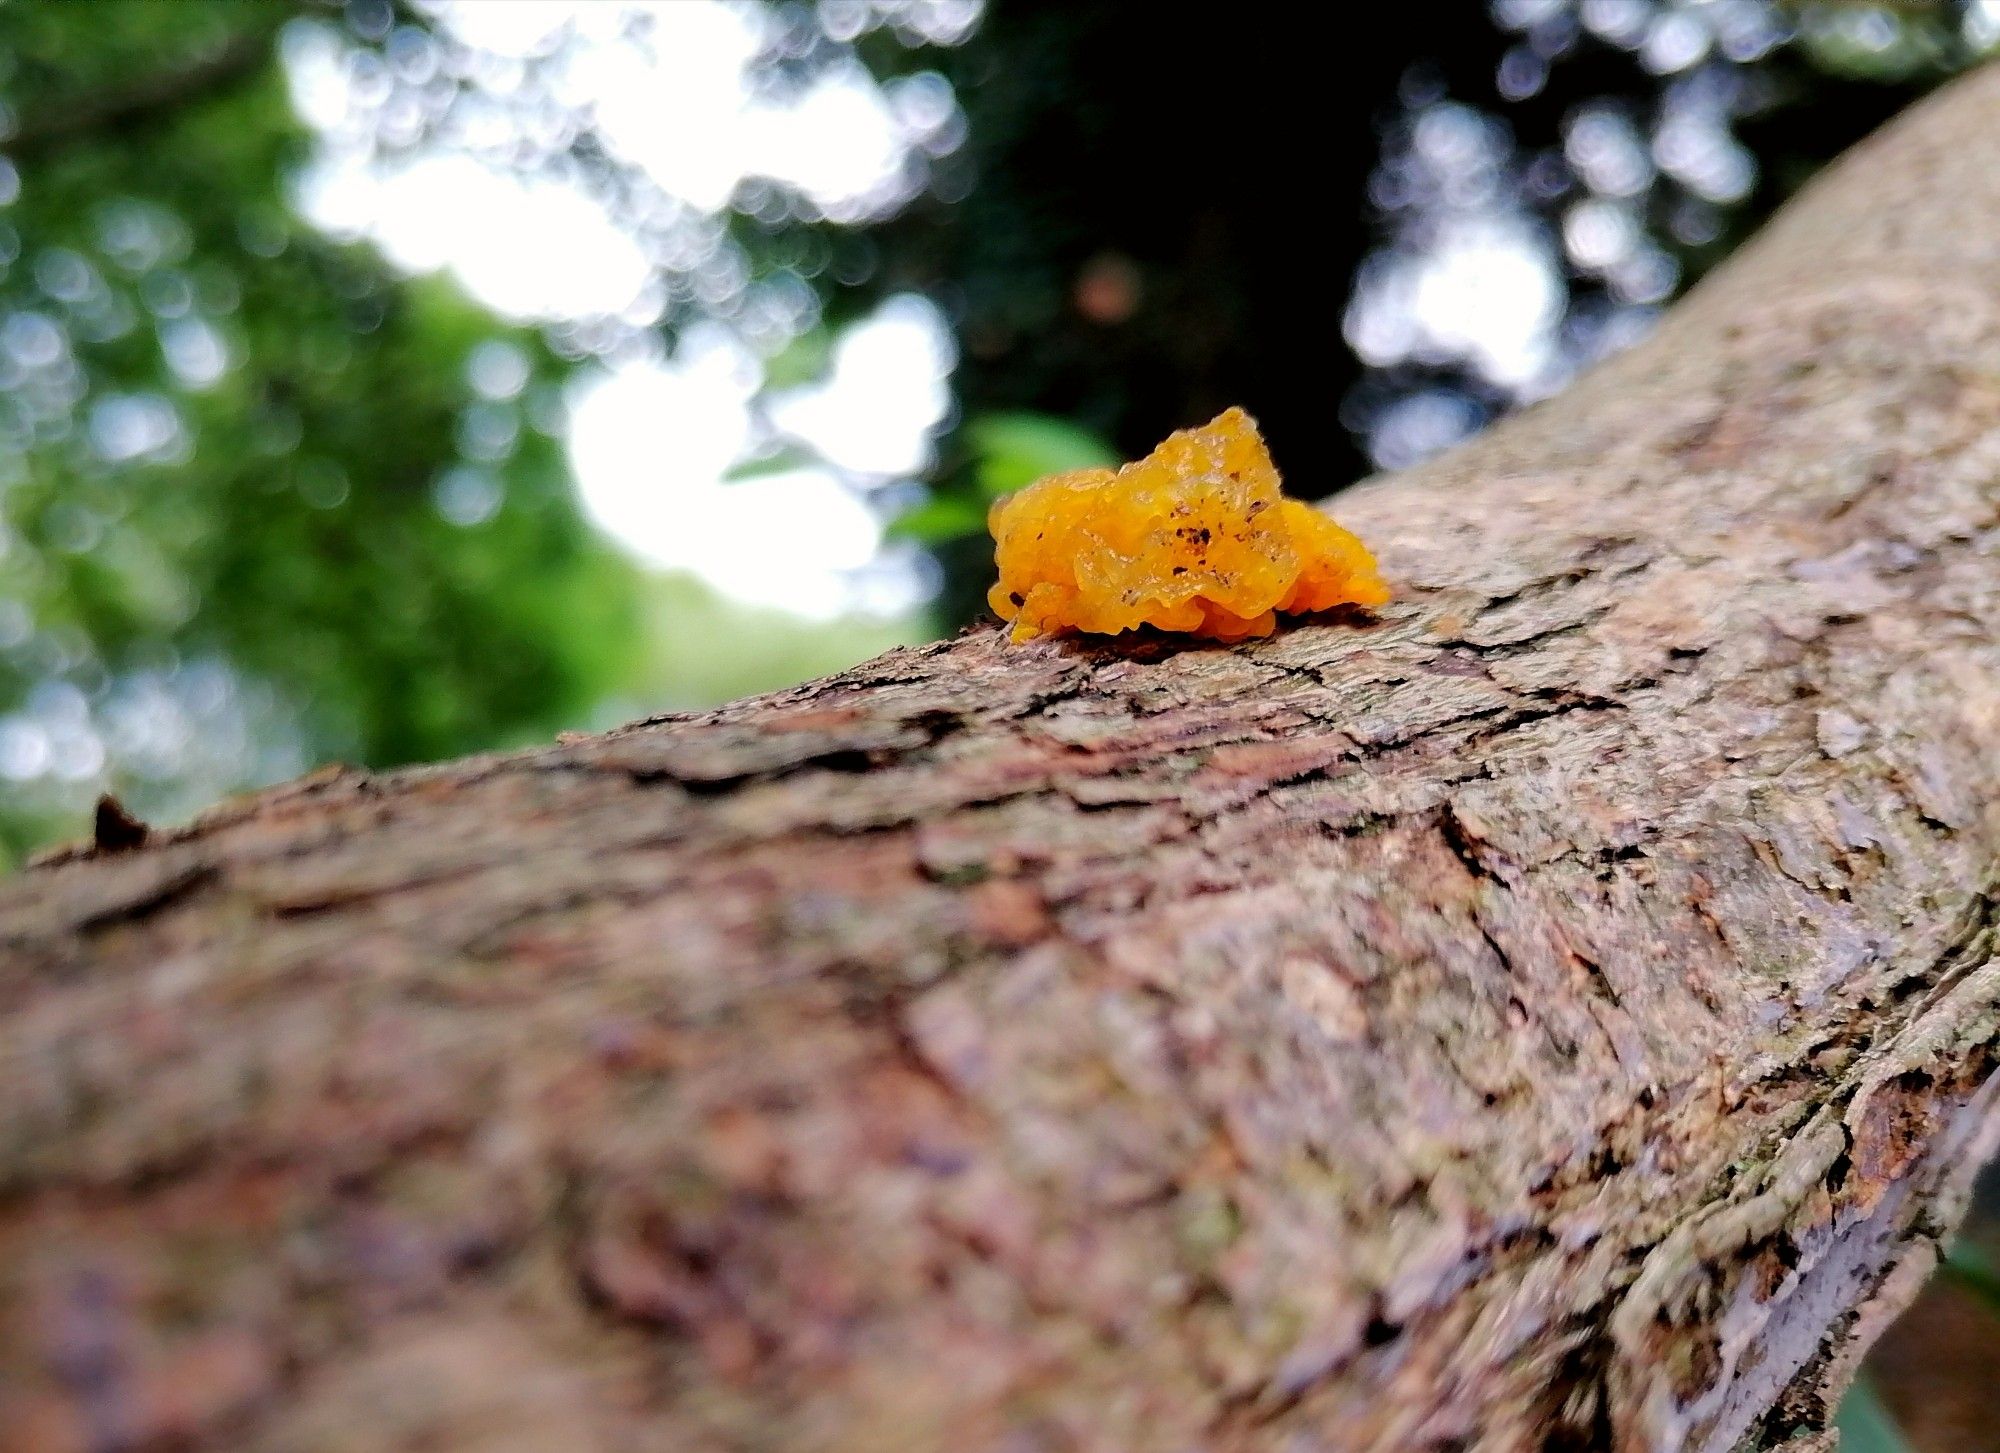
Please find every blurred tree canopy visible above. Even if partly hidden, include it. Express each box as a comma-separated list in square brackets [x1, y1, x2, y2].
[0, 0, 956, 864]
[0, 0, 1990, 865]
[0, 1, 643, 861]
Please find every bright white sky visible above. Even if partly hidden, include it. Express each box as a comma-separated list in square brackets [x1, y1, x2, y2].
[284, 0, 960, 619]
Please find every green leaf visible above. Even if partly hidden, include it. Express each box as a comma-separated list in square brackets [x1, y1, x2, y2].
[1834, 1378, 1914, 1453]
[888, 494, 989, 543]
[724, 447, 819, 483]
[761, 326, 834, 390]
[1941, 1240, 2000, 1309]
[1796, 6, 1956, 83]
[967, 412, 1119, 499]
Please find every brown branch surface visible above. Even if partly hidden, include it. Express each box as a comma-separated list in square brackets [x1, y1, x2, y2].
[8, 66, 2000, 1453]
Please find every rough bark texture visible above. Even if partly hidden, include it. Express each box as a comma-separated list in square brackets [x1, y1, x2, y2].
[6, 70, 2000, 1453]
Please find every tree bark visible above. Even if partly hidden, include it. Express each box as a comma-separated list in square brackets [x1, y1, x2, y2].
[7, 68, 2000, 1453]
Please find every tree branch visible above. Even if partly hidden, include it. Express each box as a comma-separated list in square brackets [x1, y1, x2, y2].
[3, 23, 280, 163]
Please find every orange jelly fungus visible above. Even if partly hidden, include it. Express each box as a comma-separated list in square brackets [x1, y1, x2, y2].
[987, 407, 1390, 643]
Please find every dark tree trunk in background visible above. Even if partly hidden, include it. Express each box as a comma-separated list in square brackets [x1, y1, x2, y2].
[8, 70, 2000, 1453]
[891, 0, 1417, 485]
[890, 0, 1946, 634]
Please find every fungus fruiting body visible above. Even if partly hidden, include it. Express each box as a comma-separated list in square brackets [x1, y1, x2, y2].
[987, 407, 1389, 643]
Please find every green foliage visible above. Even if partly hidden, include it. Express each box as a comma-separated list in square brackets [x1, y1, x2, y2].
[964, 412, 1120, 497]
[1942, 1239, 2000, 1309]
[891, 409, 1117, 544]
[1792, 1, 1978, 80]
[636, 572, 926, 713]
[887, 492, 987, 544]
[0, 2, 645, 862]
[1833, 1378, 1913, 1453]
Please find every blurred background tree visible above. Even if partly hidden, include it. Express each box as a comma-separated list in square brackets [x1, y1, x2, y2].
[0, 0, 1991, 865]
[0, 0, 647, 858]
